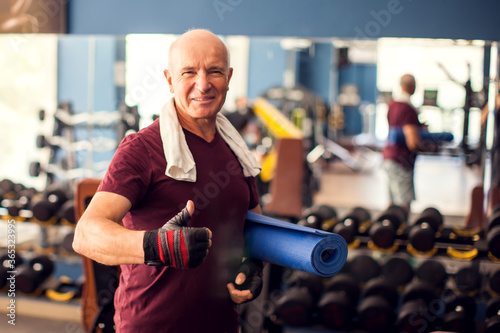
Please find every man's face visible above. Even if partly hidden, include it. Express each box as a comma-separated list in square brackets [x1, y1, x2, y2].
[165, 38, 232, 120]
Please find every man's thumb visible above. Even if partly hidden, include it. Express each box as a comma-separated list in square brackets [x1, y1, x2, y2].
[162, 204, 192, 230]
[186, 200, 195, 217]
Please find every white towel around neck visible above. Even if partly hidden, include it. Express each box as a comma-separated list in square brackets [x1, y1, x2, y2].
[159, 98, 261, 182]
[393, 91, 413, 106]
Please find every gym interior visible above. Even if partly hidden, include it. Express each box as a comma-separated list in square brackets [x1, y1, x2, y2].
[1, 1, 500, 332]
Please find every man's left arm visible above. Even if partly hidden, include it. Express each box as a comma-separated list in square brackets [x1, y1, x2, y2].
[402, 124, 422, 151]
[227, 204, 264, 304]
[249, 204, 262, 214]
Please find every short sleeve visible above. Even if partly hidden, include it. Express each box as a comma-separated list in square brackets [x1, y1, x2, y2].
[98, 134, 152, 207]
[401, 105, 420, 126]
[246, 176, 260, 210]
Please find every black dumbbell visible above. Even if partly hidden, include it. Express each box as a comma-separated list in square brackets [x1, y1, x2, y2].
[36, 134, 50, 149]
[298, 204, 337, 230]
[16, 255, 55, 294]
[29, 161, 66, 180]
[273, 287, 315, 327]
[0, 249, 24, 269]
[453, 266, 482, 295]
[60, 231, 76, 253]
[381, 255, 414, 289]
[38, 108, 46, 121]
[0, 250, 24, 290]
[348, 254, 381, 286]
[415, 259, 448, 290]
[29, 161, 41, 178]
[115, 103, 140, 143]
[36, 133, 117, 152]
[357, 277, 398, 332]
[0, 179, 15, 199]
[30, 183, 69, 224]
[486, 297, 500, 333]
[442, 293, 476, 333]
[29, 161, 48, 178]
[369, 205, 407, 251]
[57, 200, 76, 225]
[317, 272, 360, 330]
[408, 207, 443, 254]
[487, 209, 500, 259]
[1, 187, 38, 218]
[36, 134, 72, 150]
[50, 102, 73, 137]
[0, 265, 7, 291]
[284, 270, 324, 300]
[117, 103, 141, 140]
[488, 267, 500, 296]
[396, 280, 440, 333]
[0, 180, 26, 205]
[45, 275, 84, 302]
[273, 270, 323, 327]
[333, 206, 371, 246]
[36, 134, 67, 150]
[53, 102, 129, 128]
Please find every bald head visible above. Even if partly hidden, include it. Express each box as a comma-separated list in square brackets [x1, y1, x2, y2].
[400, 74, 416, 95]
[163, 28, 233, 127]
[168, 29, 230, 72]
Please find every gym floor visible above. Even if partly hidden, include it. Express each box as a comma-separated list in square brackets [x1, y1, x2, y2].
[0, 152, 482, 333]
[0, 314, 82, 333]
[315, 153, 483, 224]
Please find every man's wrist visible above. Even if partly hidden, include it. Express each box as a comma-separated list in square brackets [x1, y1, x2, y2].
[143, 230, 163, 266]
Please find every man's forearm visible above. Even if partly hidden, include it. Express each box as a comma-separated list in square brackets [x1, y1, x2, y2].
[73, 217, 145, 266]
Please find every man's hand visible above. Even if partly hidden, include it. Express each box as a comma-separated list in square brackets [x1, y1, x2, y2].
[143, 200, 212, 268]
[227, 258, 263, 304]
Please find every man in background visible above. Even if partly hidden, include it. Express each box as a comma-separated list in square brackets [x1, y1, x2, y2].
[382, 74, 425, 214]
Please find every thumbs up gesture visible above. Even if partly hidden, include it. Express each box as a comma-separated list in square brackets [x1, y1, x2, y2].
[143, 200, 212, 268]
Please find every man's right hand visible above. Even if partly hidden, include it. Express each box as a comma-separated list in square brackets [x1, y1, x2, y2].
[143, 200, 212, 268]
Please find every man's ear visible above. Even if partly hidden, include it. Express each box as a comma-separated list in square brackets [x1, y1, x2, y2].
[164, 70, 174, 93]
[226, 67, 233, 91]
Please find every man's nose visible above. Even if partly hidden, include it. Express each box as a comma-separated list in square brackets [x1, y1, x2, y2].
[195, 73, 211, 92]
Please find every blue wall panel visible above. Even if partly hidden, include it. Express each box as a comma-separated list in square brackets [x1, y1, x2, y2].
[339, 64, 378, 104]
[247, 39, 287, 99]
[93, 37, 118, 111]
[57, 36, 90, 113]
[298, 43, 333, 105]
[57, 36, 124, 169]
[67, 0, 500, 41]
[57, 36, 122, 112]
[338, 64, 378, 135]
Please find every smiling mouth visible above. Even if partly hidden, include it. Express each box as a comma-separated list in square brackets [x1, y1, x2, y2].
[192, 97, 215, 101]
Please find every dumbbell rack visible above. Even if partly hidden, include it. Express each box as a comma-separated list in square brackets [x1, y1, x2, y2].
[26, 101, 140, 252]
[1, 181, 85, 320]
[0, 244, 83, 324]
[257, 205, 500, 333]
[1, 101, 139, 322]
[31, 102, 139, 183]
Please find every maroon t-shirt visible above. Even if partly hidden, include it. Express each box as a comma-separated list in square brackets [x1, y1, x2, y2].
[97, 119, 259, 333]
[383, 101, 422, 170]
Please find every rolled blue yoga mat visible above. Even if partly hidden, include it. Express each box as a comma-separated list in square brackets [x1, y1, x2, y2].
[388, 128, 454, 145]
[244, 212, 348, 277]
